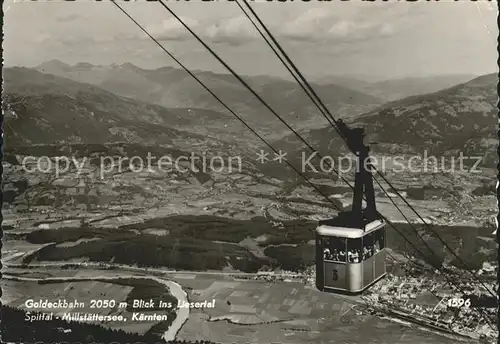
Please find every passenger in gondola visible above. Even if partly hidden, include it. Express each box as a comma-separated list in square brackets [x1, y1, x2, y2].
[348, 250, 360, 263]
[332, 249, 340, 261]
[323, 248, 331, 260]
[364, 243, 374, 260]
[353, 251, 360, 263]
[362, 246, 370, 260]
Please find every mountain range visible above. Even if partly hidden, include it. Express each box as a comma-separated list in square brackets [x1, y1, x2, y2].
[34, 60, 383, 137]
[2, 67, 227, 149]
[276, 73, 498, 167]
[3, 63, 497, 169]
[313, 74, 479, 101]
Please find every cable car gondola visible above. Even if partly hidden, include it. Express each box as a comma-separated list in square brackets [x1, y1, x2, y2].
[315, 121, 387, 294]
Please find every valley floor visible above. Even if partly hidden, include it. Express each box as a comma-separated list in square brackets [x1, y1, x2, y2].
[2, 154, 497, 343]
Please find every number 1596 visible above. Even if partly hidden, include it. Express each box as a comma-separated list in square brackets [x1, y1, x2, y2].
[447, 298, 471, 308]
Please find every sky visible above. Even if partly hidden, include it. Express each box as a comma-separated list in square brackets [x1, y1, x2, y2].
[3, 0, 498, 81]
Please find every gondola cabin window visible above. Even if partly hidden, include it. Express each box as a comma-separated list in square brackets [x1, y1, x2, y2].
[321, 232, 383, 263]
[373, 225, 385, 252]
[362, 232, 374, 261]
[322, 237, 346, 262]
[347, 237, 362, 263]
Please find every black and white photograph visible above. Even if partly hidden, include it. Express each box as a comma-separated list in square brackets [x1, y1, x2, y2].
[1, 1, 499, 344]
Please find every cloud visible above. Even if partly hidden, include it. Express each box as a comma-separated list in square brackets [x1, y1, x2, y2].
[143, 15, 259, 46]
[278, 7, 396, 43]
[280, 8, 332, 40]
[378, 23, 394, 37]
[31, 5, 393, 47]
[148, 17, 200, 41]
[136, 10, 396, 47]
[327, 21, 395, 41]
[327, 21, 357, 39]
[32, 33, 52, 44]
[205, 16, 259, 45]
